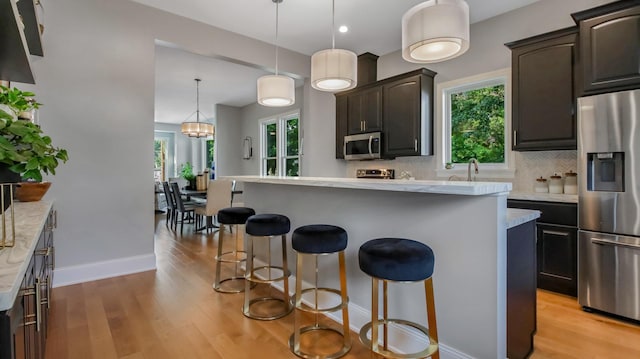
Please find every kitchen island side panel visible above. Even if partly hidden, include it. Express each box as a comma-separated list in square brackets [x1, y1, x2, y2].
[242, 182, 506, 359]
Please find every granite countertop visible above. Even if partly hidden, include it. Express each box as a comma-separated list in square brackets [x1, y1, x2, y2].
[0, 201, 53, 311]
[508, 191, 578, 203]
[226, 176, 512, 196]
[506, 208, 541, 229]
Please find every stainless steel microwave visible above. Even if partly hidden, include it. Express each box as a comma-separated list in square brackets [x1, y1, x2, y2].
[344, 132, 382, 160]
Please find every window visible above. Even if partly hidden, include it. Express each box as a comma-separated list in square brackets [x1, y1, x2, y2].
[261, 112, 300, 176]
[436, 69, 513, 178]
[154, 131, 176, 182]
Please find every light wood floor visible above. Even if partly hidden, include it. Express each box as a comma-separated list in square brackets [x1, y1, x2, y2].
[44, 215, 640, 359]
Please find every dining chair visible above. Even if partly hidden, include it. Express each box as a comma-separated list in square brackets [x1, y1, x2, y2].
[162, 182, 176, 228]
[170, 182, 198, 235]
[195, 179, 233, 234]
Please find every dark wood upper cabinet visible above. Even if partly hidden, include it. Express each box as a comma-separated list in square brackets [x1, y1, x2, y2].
[383, 73, 433, 157]
[572, 1, 640, 95]
[506, 27, 578, 151]
[346, 87, 382, 134]
[335, 68, 435, 159]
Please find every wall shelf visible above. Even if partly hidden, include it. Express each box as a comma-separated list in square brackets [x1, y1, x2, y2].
[0, 0, 40, 84]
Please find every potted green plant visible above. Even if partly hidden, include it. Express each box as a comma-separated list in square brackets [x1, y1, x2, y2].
[0, 86, 68, 209]
[180, 162, 196, 190]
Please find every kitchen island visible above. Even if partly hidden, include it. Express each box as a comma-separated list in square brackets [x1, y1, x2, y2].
[227, 176, 535, 359]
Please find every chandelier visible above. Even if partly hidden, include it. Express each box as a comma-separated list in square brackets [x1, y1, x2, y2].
[181, 78, 214, 138]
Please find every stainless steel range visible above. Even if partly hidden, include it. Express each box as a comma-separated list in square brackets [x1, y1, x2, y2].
[356, 169, 395, 179]
[577, 89, 640, 321]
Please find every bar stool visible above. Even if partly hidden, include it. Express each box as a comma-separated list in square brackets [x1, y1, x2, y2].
[289, 225, 351, 359]
[243, 213, 293, 320]
[214, 206, 256, 293]
[358, 238, 439, 359]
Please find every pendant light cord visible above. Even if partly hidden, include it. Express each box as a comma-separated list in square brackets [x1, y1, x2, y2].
[331, 0, 335, 49]
[195, 79, 200, 123]
[275, 1, 280, 75]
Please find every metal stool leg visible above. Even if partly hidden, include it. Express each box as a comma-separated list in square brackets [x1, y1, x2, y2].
[338, 251, 351, 345]
[243, 234, 254, 316]
[281, 234, 291, 314]
[371, 277, 379, 354]
[425, 277, 440, 359]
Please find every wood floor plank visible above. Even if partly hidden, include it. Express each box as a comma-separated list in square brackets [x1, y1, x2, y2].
[43, 215, 640, 359]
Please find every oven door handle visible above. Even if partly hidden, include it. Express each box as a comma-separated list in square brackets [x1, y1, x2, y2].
[591, 238, 640, 250]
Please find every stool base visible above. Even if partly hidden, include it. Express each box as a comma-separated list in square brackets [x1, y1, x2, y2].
[243, 295, 293, 321]
[359, 318, 438, 359]
[213, 277, 248, 293]
[289, 325, 352, 359]
[214, 224, 248, 293]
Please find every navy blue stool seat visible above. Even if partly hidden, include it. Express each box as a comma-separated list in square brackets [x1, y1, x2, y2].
[213, 206, 256, 293]
[218, 207, 255, 225]
[243, 213, 292, 320]
[358, 238, 434, 281]
[358, 238, 439, 359]
[246, 213, 290, 236]
[289, 224, 351, 359]
[292, 224, 348, 254]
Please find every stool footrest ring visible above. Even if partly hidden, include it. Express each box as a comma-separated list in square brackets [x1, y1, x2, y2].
[359, 318, 438, 359]
[289, 324, 352, 359]
[215, 250, 248, 263]
[294, 287, 349, 314]
[245, 265, 291, 284]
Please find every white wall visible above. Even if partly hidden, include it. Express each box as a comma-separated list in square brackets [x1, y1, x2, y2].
[16, 0, 310, 285]
[215, 104, 242, 177]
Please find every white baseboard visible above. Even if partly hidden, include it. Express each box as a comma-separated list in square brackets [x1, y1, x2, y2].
[52, 253, 157, 288]
[250, 259, 475, 359]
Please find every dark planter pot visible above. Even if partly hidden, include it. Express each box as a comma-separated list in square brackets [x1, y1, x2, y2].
[0, 165, 21, 212]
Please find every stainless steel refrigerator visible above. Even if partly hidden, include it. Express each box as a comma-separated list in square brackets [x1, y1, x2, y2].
[577, 88, 640, 321]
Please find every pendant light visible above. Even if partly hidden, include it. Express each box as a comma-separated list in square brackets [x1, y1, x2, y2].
[181, 78, 215, 138]
[257, 0, 295, 107]
[402, 0, 470, 63]
[311, 0, 357, 92]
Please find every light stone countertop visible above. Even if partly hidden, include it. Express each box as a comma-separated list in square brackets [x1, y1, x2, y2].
[508, 191, 578, 203]
[506, 208, 541, 229]
[0, 201, 53, 311]
[227, 176, 512, 196]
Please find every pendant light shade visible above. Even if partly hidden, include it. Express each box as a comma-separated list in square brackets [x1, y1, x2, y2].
[257, 75, 295, 107]
[181, 122, 215, 138]
[311, 48, 357, 91]
[258, 0, 295, 107]
[402, 0, 470, 63]
[310, 0, 357, 92]
[181, 78, 214, 138]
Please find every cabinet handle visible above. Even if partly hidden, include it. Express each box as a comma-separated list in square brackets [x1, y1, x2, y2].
[542, 229, 569, 237]
[414, 139, 418, 152]
[35, 278, 41, 332]
[54, 210, 57, 229]
[591, 238, 640, 250]
[513, 130, 517, 146]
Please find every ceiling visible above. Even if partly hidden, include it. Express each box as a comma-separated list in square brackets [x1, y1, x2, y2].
[149, 0, 541, 124]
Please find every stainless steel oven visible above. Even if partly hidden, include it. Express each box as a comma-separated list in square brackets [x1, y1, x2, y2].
[577, 89, 640, 321]
[344, 132, 381, 160]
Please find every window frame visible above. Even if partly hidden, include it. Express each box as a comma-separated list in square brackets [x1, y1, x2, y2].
[154, 131, 176, 181]
[260, 110, 301, 177]
[435, 68, 515, 179]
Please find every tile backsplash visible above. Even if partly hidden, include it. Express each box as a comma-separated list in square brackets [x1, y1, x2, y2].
[511, 150, 577, 192]
[346, 150, 578, 193]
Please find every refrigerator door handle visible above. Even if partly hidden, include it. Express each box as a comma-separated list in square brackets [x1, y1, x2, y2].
[591, 237, 640, 250]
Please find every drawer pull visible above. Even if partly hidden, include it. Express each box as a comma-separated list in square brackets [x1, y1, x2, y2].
[542, 229, 568, 237]
[591, 238, 640, 249]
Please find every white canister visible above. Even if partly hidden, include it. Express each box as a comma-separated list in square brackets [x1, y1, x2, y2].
[549, 174, 563, 194]
[534, 177, 549, 193]
[564, 170, 577, 195]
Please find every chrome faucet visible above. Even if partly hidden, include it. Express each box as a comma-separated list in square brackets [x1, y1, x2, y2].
[467, 158, 479, 181]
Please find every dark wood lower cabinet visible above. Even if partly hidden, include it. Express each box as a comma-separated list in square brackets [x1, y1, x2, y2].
[507, 220, 537, 359]
[508, 200, 578, 297]
[536, 223, 577, 296]
[0, 207, 55, 359]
